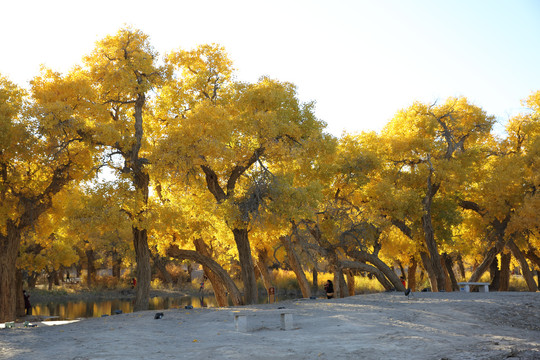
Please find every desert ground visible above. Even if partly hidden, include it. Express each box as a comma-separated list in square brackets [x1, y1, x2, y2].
[1, 291, 539, 360]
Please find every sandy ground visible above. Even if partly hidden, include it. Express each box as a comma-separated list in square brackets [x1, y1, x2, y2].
[1, 291, 539, 360]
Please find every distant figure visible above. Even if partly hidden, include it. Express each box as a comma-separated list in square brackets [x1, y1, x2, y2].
[324, 280, 334, 299]
[131, 278, 137, 289]
[66, 272, 70, 282]
[400, 276, 406, 288]
[23, 290, 32, 315]
[199, 275, 207, 293]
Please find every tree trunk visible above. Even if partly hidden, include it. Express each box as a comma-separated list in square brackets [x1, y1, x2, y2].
[469, 240, 507, 283]
[339, 260, 394, 290]
[507, 240, 537, 291]
[167, 246, 243, 306]
[408, 256, 417, 291]
[16, 270, 25, 317]
[499, 252, 511, 291]
[420, 251, 438, 291]
[85, 249, 96, 288]
[0, 225, 21, 322]
[332, 269, 347, 299]
[152, 254, 173, 285]
[133, 227, 152, 311]
[256, 248, 275, 291]
[280, 235, 311, 298]
[442, 253, 459, 291]
[27, 271, 39, 289]
[194, 238, 229, 307]
[344, 248, 405, 291]
[456, 254, 466, 279]
[312, 267, 319, 296]
[112, 250, 122, 279]
[233, 228, 258, 304]
[489, 255, 501, 291]
[421, 176, 446, 292]
[345, 270, 355, 296]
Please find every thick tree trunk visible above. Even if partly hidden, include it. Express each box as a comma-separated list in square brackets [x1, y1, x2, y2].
[408, 256, 417, 291]
[0, 225, 21, 322]
[280, 235, 311, 298]
[256, 249, 275, 292]
[332, 269, 347, 299]
[345, 270, 355, 296]
[489, 255, 501, 291]
[420, 251, 438, 291]
[167, 246, 243, 305]
[16, 270, 25, 317]
[232, 228, 258, 304]
[469, 240, 506, 283]
[194, 238, 229, 307]
[507, 240, 537, 292]
[421, 177, 446, 292]
[133, 227, 152, 311]
[442, 253, 459, 291]
[499, 252, 511, 291]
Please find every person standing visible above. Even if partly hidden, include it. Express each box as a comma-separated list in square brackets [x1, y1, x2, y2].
[324, 280, 334, 299]
[23, 290, 32, 315]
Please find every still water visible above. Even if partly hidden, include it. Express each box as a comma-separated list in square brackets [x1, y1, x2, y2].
[32, 294, 292, 320]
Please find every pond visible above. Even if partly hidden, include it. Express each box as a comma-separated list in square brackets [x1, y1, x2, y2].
[31, 293, 298, 320]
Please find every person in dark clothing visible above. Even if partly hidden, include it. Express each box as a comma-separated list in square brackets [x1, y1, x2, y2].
[23, 290, 32, 315]
[324, 280, 334, 299]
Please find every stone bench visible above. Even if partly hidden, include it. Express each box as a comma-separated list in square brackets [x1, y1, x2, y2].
[457, 282, 490, 292]
[231, 309, 294, 332]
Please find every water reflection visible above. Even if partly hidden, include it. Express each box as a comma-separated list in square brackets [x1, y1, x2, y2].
[32, 295, 219, 320]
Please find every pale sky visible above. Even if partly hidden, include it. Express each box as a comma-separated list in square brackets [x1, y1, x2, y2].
[2, 0, 539, 136]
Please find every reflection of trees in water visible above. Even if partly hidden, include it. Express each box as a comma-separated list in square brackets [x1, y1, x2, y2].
[33, 292, 291, 320]
[32, 296, 220, 320]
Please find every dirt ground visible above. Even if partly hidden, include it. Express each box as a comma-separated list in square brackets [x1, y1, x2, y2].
[1, 291, 539, 360]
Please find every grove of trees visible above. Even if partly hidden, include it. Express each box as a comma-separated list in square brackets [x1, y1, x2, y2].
[1, 27, 539, 322]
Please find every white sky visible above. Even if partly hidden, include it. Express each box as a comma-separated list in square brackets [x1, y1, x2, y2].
[2, 0, 539, 136]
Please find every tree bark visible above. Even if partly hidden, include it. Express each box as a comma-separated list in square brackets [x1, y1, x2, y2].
[339, 260, 394, 290]
[312, 267, 319, 296]
[0, 223, 22, 322]
[507, 240, 537, 291]
[421, 168, 446, 292]
[112, 249, 122, 279]
[420, 251, 438, 291]
[344, 246, 405, 291]
[194, 238, 228, 307]
[408, 256, 417, 291]
[280, 235, 311, 298]
[489, 255, 501, 291]
[133, 227, 152, 311]
[442, 253, 459, 291]
[256, 249, 275, 292]
[152, 254, 173, 285]
[167, 246, 243, 306]
[469, 237, 507, 283]
[345, 270, 355, 296]
[499, 252, 511, 291]
[16, 270, 25, 317]
[233, 228, 258, 304]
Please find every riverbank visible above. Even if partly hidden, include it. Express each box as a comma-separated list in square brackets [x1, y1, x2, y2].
[2, 291, 539, 359]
